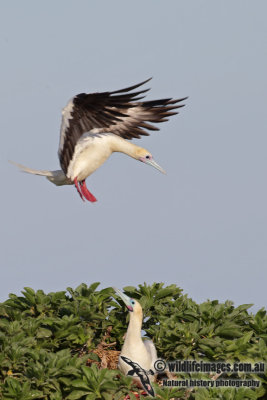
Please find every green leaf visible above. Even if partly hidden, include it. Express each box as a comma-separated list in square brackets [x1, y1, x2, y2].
[67, 390, 90, 399]
[36, 328, 52, 338]
[72, 379, 91, 390]
[0, 282, 266, 400]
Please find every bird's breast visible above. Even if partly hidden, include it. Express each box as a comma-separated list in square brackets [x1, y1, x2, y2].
[119, 340, 153, 374]
[67, 134, 113, 181]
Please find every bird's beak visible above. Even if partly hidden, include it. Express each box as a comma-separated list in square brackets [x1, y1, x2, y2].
[142, 158, 166, 174]
[112, 287, 133, 312]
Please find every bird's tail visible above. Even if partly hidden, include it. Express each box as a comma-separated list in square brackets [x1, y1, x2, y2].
[9, 161, 72, 186]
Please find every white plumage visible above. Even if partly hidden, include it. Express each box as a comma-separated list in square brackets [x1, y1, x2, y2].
[12, 79, 187, 202]
[113, 287, 158, 395]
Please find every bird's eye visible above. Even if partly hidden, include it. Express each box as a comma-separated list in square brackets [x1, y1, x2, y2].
[146, 155, 150, 159]
[131, 300, 135, 305]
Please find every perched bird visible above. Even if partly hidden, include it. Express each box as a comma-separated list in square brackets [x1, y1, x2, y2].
[113, 287, 158, 394]
[12, 78, 187, 202]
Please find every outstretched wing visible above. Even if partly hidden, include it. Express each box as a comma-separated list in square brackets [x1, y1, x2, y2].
[58, 78, 187, 174]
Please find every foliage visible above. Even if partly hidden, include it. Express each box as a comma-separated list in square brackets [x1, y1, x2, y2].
[0, 282, 266, 399]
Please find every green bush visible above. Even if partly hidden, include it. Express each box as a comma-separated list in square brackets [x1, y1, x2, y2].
[0, 283, 266, 399]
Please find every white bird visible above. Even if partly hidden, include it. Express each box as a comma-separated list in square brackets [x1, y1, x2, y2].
[12, 78, 187, 202]
[113, 287, 158, 391]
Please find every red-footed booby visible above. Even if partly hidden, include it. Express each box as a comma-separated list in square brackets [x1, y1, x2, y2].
[113, 287, 158, 394]
[12, 79, 187, 202]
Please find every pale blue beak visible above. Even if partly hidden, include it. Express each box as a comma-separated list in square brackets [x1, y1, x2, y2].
[113, 287, 133, 312]
[142, 157, 166, 174]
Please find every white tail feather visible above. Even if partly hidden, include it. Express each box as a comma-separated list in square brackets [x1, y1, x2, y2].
[9, 161, 72, 186]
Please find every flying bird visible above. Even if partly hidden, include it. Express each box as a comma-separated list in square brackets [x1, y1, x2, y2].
[12, 78, 187, 202]
[113, 287, 158, 394]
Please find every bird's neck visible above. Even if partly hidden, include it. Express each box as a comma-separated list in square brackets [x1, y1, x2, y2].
[125, 311, 143, 343]
[110, 136, 141, 159]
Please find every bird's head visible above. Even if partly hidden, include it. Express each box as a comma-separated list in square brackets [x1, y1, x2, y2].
[113, 287, 142, 315]
[135, 147, 166, 174]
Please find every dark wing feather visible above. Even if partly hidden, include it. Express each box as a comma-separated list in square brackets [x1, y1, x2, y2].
[106, 97, 187, 140]
[58, 78, 187, 174]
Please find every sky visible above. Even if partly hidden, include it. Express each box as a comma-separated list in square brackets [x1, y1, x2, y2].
[1, 1, 266, 311]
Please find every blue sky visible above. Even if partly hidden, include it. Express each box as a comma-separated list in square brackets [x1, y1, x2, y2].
[1, 1, 266, 310]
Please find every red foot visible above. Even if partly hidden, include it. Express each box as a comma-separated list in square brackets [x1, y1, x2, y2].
[74, 177, 85, 202]
[80, 180, 97, 202]
[74, 178, 97, 203]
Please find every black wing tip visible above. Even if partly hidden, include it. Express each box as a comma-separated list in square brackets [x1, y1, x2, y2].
[142, 96, 188, 108]
[167, 96, 188, 104]
[110, 77, 152, 95]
